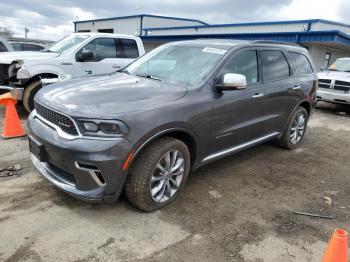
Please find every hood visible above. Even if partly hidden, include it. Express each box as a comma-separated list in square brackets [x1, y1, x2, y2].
[35, 73, 187, 118]
[0, 51, 60, 64]
[318, 70, 350, 82]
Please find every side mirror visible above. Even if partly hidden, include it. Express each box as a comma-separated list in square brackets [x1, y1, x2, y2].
[217, 73, 247, 91]
[78, 50, 94, 62]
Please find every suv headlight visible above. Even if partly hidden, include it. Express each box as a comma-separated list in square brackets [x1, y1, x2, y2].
[77, 119, 129, 137]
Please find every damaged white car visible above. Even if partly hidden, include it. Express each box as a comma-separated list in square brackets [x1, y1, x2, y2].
[317, 58, 350, 105]
[0, 33, 145, 112]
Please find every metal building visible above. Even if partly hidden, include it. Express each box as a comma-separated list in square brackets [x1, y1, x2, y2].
[74, 14, 206, 40]
[74, 14, 350, 70]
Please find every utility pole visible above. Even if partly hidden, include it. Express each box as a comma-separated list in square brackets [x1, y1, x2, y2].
[25, 28, 29, 39]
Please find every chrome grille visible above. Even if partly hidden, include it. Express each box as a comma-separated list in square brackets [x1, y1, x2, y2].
[318, 79, 331, 89]
[334, 80, 350, 92]
[34, 101, 78, 135]
[318, 79, 350, 92]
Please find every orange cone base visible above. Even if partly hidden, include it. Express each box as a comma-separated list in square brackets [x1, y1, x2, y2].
[1, 132, 26, 139]
[1, 100, 26, 139]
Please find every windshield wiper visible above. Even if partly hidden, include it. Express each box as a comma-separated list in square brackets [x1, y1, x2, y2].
[136, 74, 163, 81]
[118, 69, 130, 74]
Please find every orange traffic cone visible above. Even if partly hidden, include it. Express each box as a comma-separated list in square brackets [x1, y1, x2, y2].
[0, 92, 26, 139]
[322, 228, 348, 262]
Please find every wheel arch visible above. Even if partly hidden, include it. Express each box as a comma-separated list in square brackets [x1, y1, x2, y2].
[24, 73, 58, 87]
[281, 99, 311, 136]
[298, 100, 312, 117]
[130, 128, 199, 171]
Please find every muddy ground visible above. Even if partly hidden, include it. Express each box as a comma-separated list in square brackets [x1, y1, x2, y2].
[0, 102, 349, 262]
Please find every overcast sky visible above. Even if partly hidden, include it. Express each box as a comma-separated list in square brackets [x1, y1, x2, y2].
[0, 0, 349, 41]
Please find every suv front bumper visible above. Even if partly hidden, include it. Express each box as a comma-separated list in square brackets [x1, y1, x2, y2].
[317, 88, 350, 105]
[28, 111, 134, 202]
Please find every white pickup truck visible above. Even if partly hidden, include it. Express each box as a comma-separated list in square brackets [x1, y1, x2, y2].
[317, 58, 350, 105]
[0, 33, 145, 112]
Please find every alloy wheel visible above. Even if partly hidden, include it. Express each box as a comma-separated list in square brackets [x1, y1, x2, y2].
[150, 150, 185, 203]
[290, 113, 306, 144]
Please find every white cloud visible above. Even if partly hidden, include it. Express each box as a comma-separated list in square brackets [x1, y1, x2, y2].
[279, 0, 344, 21]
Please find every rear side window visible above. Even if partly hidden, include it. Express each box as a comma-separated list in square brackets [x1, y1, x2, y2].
[11, 43, 21, 51]
[116, 39, 139, 58]
[288, 52, 313, 74]
[0, 42, 8, 52]
[261, 50, 290, 81]
[21, 44, 44, 51]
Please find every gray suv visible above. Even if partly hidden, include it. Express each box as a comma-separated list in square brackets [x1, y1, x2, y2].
[28, 40, 317, 211]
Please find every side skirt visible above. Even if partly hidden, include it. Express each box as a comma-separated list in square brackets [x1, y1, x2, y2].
[202, 132, 280, 163]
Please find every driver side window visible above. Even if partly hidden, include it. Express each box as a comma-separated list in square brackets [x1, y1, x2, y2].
[218, 50, 258, 85]
[78, 38, 117, 62]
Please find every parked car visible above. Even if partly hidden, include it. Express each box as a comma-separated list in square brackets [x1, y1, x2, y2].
[28, 40, 317, 211]
[0, 37, 14, 52]
[9, 41, 47, 51]
[0, 33, 145, 112]
[317, 58, 350, 105]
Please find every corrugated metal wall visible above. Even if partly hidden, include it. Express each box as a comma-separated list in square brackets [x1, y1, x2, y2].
[75, 15, 204, 36]
[311, 21, 350, 35]
[146, 23, 309, 36]
[143, 17, 203, 28]
[76, 17, 141, 36]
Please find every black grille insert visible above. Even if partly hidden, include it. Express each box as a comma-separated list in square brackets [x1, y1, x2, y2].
[318, 79, 331, 89]
[48, 163, 76, 185]
[34, 101, 78, 135]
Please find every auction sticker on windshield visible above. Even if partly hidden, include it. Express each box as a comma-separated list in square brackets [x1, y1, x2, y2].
[202, 47, 227, 55]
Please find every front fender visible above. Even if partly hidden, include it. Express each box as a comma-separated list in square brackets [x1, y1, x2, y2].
[17, 64, 65, 80]
[126, 124, 200, 171]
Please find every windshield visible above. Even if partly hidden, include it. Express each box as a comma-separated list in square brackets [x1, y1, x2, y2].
[327, 59, 350, 72]
[125, 44, 228, 87]
[48, 34, 89, 53]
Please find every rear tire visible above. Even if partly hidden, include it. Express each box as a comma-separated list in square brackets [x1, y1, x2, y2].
[277, 106, 308, 149]
[124, 137, 190, 211]
[23, 80, 42, 113]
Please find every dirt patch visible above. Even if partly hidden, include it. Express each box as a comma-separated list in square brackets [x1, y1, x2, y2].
[4, 241, 42, 262]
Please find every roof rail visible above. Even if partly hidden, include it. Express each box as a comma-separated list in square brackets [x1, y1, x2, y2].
[252, 40, 301, 47]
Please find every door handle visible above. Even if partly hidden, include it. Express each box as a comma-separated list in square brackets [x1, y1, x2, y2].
[113, 65, 121, 69]
[252, 93, 264, 98]
[292, 85, 301, 90]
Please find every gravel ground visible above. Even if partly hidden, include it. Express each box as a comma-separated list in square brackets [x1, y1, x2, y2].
[0, 102, 349, 262]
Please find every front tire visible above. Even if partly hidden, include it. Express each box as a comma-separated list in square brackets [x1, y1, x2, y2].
[277, 106, 308, 149]
[124, 137, 190, 211]
[23, 80, 42, 112]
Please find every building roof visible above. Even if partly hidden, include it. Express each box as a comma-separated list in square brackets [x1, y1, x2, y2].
[143, 19, 350, 31]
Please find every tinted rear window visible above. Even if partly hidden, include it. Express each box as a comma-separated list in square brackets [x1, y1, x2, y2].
[0, 42, 8, 52]
[261, 50, 290, 81]
[288, 52, 313, 75]
[116, 39, 139, 58]
[21, 44, 44, 51]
